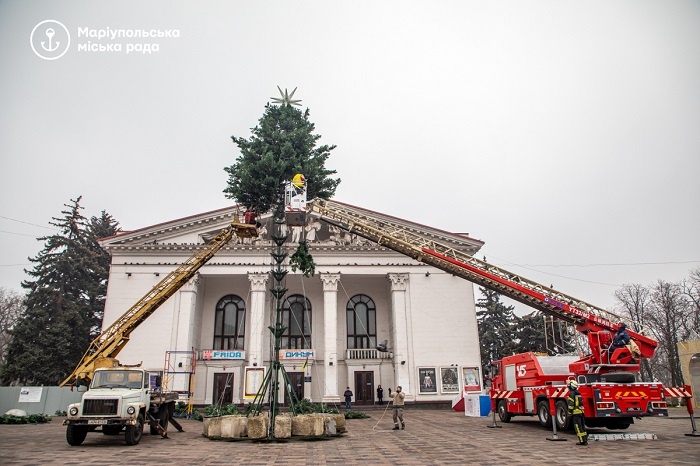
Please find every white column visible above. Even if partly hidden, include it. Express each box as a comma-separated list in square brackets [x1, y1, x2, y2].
[247, 273, 268, 368]
[321, 273, 340, 402]
[169, 273, 200, 391]
[388, 273, 412, 396]
[170, 273, 200, 351]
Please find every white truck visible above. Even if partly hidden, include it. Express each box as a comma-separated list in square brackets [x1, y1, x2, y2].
[64, 367, 181, 446]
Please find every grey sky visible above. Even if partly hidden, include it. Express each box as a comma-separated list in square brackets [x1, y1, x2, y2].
[1, 0, 699, 315]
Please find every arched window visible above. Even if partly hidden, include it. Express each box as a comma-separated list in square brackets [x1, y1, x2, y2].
[346, 294, 376, 349]
[281, 295, 312, 349]
[214, 295, 246, 350]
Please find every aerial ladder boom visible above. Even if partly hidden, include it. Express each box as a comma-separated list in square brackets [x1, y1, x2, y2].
[61, 218, 257, 387]
[308, 198, 657, 369]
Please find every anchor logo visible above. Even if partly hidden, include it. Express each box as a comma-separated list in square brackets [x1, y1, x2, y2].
[42, 28, 60, 52]
[30, 20, 70, 60]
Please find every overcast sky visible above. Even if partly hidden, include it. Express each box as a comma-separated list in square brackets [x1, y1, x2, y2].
[1, 1, 699, 315]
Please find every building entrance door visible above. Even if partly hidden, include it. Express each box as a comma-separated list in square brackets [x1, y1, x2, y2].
[354, 371, 374, 405]
[284, 372, 305, 405]
[213, 373, 233, 405]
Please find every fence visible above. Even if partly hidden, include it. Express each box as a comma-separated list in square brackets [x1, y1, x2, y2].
[0, 386, 82, 416]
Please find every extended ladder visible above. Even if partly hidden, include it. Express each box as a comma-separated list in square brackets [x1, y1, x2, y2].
[309, 199, 643, 334]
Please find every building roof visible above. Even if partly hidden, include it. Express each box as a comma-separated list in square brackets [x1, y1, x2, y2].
[100, 200, 484, 256]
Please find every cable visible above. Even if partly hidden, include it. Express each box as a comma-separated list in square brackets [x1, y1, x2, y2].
[371, 398, 395, 432]
[0, 230, 41, 238]
[0, 215, 54, 230]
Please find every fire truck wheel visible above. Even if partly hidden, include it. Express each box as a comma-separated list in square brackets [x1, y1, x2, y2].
[66, 425, 88, 446]
[497, 400, 512, 423]
[555, 400, 571, 431]
[537, 401, 552, 428]
[125, 414, 144, 446]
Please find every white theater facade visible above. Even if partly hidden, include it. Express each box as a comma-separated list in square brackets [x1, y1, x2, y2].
[99, 203, 485, 407]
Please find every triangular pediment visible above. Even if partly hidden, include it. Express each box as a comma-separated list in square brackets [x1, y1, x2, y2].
[99, 202, 483, 255]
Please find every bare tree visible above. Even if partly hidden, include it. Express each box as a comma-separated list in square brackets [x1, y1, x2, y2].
[646, 280, 689, 387]
[681, 267, 700, 340]
[0, 288, 25, 372]
[614, 283, 654, 381]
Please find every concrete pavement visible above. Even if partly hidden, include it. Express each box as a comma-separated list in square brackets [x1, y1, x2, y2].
[1, 407, 698, 465]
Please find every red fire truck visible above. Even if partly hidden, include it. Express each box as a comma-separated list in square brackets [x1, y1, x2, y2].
[490, 351, 679, 431]
[308, 197, 695, 433]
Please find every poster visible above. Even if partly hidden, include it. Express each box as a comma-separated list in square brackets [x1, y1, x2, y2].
[462, 367, 481, 393]
[439, 367, 459, 393]
[244, 367, 265, 399]
[418, 367, 437, 394]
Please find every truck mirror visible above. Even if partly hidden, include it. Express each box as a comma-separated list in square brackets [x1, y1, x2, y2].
[155, 376, 162, 388]
[77, 385, 88, 393]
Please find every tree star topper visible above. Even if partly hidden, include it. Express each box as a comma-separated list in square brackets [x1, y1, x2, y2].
[271, 86, 302, 106]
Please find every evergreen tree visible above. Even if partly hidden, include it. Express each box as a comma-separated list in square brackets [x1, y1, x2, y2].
[1, 198, 119, 385]
[514, 312, 575, 355]
[476, 287, 519, 371]
[224, 94, 340, 213]
[84, 211, 121, 336]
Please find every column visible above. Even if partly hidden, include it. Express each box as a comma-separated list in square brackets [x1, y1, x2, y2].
[247, 273, 269, 368]
[169, 273, 200, 391]
[321, 273, 340, 402]
[388, 273, 412, 395]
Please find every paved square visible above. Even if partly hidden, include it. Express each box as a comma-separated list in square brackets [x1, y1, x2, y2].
[1, 408, 698, 465]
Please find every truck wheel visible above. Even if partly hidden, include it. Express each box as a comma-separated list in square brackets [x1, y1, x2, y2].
[555, 400, 571, 431]
[537, 400, 552, 428]
[125, 414, 144, 446]
[66, 425, 88, 446]
[497, 400, 512, 423]
[102, 425, 122, 435]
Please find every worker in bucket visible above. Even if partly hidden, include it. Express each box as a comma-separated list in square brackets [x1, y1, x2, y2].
[608, 322, 631, 361]
[567, 380, 588, 445]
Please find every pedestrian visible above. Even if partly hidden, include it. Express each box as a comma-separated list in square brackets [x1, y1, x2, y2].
[388, 385, 405, 430]
[343, 387, 353, 410]
[567, 380, 588, 445]
[377, 385, 384, 405]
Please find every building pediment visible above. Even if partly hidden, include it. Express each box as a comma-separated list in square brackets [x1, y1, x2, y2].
[100, 202, 483, 255]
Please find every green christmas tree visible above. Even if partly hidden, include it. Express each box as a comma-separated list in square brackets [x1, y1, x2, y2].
[223, 87, 340, 213]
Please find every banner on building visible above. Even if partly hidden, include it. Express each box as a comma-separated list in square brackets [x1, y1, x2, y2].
[203, 350, 246, 360]
[278, 349, 316, 360]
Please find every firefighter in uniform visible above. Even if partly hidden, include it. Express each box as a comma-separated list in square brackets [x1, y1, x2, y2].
[567, 380, 588, 445]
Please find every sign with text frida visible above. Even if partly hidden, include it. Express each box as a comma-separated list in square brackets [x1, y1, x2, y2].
[279, 349, 316, 360]
[203, 350, 246, 360]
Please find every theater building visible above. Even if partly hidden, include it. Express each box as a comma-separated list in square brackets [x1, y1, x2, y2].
[99, 203, 485, 407]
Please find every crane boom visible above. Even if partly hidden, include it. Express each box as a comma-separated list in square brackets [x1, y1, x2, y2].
[308, 198, 657, 366]
[61, 219, 257, 387]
